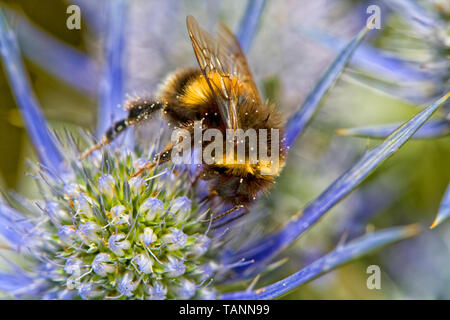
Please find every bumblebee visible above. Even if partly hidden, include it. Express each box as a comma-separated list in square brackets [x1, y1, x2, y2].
[81, 15, 287, 224]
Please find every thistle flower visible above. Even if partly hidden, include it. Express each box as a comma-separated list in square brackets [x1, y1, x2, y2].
[0, 142, 220, 299]
[0, 1, 448, 300]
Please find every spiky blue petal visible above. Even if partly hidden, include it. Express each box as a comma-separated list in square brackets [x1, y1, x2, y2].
[285, 21, 372, 147]
[227, 93, 449, 279]
[430, 184, 450, 229]
[0, 272, 47, 298]
[237, 0, 267, 54]
[220, 225, 420, 300]
[0, 272, 32, 294]
[0, 203, 36, 247]
[300, 27, 431, 83]
[97, 0, 128, 137]
[6, 8, 98, 96]
[337, 119, 450, 139]
[0, 9, 63, 171]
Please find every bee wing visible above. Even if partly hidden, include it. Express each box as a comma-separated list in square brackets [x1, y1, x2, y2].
[186, 15, 262, 130]
[216, 21, 262, 104]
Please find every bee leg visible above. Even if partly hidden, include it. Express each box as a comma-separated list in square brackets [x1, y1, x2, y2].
[79, 99, 165, 160]
[132, 123, 196, 177]
[79, 119, 128, 160]
[211, 205, 249, 229]
[213, 205, 245, 222]
[131, 142, 174, 177]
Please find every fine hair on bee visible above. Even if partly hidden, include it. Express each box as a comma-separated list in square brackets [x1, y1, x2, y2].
[80, 15, 288, 226]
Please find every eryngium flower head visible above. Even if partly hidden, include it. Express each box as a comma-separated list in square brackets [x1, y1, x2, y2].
[1, 147, 217, 300]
